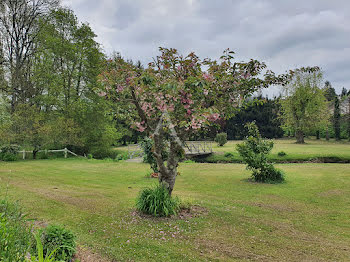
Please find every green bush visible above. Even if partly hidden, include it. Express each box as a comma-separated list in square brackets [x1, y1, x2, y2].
[250, 162, 285, 183]
[116, 152, 128, 161]
[90, 148, 119, 159]
[236, 122, 284, 183]
[0, 200, 32, 262]
[1, 152, 18, 161]
[37, 152, 49, 159]
[40, 225, 76, 261]
[136, 184, 180, 217]
[277, 151, 287, 157]
[224, 152, 234, 158]
[215, 133, 227, 146]
[87, 154, 93, 159]
[0, 144, 19, 161]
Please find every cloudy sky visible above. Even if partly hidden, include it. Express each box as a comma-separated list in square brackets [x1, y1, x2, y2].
[61, 0, 350, 95]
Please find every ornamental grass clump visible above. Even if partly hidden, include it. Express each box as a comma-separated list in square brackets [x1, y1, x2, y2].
[236, 122, 284, 183]
[136, 184, 180, 217]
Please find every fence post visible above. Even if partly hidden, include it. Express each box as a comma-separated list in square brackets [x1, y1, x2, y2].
[64, 148, 67, 159]
[22, 150, 25, 160]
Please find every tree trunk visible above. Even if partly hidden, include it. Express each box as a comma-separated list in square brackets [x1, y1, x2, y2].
[295, 130, 304, 144]
[153, 134, 179, 195]
[316, 130, 320, 140]
[326, 127, 329, 141]
[33, 149, 38, 159]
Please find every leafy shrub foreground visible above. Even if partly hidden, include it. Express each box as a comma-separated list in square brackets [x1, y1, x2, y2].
[237, 122, 285, 183]
[0, 200, 32, 261]
[0, 199, 76, 261]
[30, 233, 60, 262]
[39, 225, 76, 262]
[136, 184, 180, 217]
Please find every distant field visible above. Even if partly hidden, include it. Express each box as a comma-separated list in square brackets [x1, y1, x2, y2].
[1, 159, 350, 261]
[116, 138, 350, 163]
[208, 138, 350, 163]
[212, 138, 350, 155]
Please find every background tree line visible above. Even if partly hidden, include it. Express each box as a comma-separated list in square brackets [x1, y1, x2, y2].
[0, 0, 128, 157]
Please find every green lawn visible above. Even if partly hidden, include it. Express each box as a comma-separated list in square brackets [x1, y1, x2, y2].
[0, 159, 350, 261]
[213, 138, 350, 155]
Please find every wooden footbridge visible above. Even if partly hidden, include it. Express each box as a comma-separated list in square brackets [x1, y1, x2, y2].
[128, 141, 213, 159]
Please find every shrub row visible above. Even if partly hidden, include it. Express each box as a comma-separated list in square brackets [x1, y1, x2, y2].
[192, 153, 350, 164]
[0, 144, 129, 162]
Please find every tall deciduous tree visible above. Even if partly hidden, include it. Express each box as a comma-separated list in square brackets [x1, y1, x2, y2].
[33, 8, 104, 109]
[31, 7, 116, 154]
[100, 48, 281, 194]
[324, 81, 336, 141]
[341, 87, 347, 98]
[8, 104, 82, 158]
[226, 96, 284, 139]
[333, 96, 341, 140]
[0, 0, 58, 111]
[280, 70, 329, 143]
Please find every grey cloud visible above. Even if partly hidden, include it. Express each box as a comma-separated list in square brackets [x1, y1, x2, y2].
[62, 0, 350, 94]
[113, 1, 140, 29]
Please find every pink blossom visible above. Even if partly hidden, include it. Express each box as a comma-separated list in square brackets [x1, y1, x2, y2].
[116, 85, 125, 92]
[190, 119, 201, 129]
[204, 89, 209, 96]
[98, 91, 106, 97]
[203, 72, 213, 82]
[167, 104, 175, 112]
[157, 101, 167, 112]
[208, 113, 220, 122]
[134, 121, 146, 132]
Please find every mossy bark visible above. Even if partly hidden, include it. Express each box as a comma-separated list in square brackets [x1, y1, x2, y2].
[153, 135, 180, 196]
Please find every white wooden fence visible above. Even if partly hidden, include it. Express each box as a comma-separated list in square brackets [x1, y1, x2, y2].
[0, 148, 80, 160]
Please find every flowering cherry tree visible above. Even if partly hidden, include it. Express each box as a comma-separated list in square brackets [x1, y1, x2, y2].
[99, 48, 280, 195]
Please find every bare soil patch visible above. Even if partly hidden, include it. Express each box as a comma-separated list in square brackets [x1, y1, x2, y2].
[131, 205, 208, 222]
[73, 246, 110, 262]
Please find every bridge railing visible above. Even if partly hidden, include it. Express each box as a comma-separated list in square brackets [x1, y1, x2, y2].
[128, 144, 143, 159]
[184, 141, 213, 154]
[127, 140, 213, 158]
